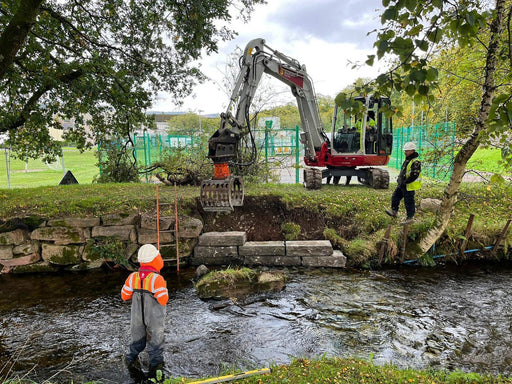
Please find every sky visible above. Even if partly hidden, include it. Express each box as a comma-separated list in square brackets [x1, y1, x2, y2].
[149, 0, 386, 115]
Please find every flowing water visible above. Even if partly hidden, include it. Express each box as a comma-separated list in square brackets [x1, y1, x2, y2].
[1, 263, 512, 383]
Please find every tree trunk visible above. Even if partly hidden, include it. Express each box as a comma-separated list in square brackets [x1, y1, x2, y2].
[0, 0, 44, 80]
[416, 0, 506, 256]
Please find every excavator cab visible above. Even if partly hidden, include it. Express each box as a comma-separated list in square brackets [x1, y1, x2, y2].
[332, 96, 393, 157]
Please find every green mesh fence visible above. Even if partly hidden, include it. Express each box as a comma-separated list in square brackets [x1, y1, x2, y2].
[105, 122, 455, 183]
[389, 122, 456, 181]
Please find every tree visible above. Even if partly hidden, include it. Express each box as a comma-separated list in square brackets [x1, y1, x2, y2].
[356, 0, 510, 257]
[0, 0, 264, 161]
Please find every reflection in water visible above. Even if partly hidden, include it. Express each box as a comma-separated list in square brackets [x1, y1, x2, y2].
[1, 264, 512, 382]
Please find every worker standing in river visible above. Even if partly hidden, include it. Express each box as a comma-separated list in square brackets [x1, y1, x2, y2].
[385, 141, 422, 224]
[121, 243, 169, 380]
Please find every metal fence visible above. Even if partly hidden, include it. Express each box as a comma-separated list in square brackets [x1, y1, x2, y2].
[124, 122, 455, 183]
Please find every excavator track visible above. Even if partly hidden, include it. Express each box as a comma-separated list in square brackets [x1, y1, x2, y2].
[357, 167, 389, 189]
[303, 168, 323, 190]
[200, 176, 244, 212]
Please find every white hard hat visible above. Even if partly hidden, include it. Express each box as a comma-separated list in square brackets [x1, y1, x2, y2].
[138, 244, 159, 263]
[403, 142, 416, 151]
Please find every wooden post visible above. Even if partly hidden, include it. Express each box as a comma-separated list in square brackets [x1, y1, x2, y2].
[490, 219, 511, 257]
[156, 185, 160, 249]
[400, 224, 408, 263]
[174, 182, 180, 274]
[379, 225, 392, 264]
[459, 214, 475, 257]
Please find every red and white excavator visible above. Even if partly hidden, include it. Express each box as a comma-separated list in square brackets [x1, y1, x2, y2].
[200, 38, 393, 212]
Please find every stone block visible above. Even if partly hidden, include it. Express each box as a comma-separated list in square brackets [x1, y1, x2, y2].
[0, 229, 29, 246]
[286, 240, 333, 257]
[91, 225, 136, 242]
[239, 241, 286, 256]
[0, 253, 41, 267]
[189, 245, 242, 266]
[101, 213, 139, 226]
[31, 226, 89, 245]
[47, 217, 100, 228]
[160, 238, 197, 260]
[198, 231, 247, 246]
[13, 241, 40, 256]
[0, 245, 14, 259]
[302, 250, 347, 268]
[178, 216, 203, 238]
[244, 254, 301, 267]
[140, 214, 173, 231]
[42, 243, 82, 265]
[137, 228, 174, 245]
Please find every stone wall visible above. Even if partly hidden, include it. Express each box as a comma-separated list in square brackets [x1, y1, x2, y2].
[0, 214, 203, 274]
[191, 231, 346, 268]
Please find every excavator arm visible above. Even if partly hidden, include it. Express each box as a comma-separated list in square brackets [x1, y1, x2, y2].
[201, 38, 327, 212]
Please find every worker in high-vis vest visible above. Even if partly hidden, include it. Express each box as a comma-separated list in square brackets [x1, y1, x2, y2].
[121, 243, 169, 379]
[385, 141, 422, 225]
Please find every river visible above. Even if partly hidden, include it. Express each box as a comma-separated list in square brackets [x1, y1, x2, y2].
[1, 263, 511, 383]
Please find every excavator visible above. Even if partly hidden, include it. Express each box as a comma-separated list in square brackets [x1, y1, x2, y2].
[200, 38, 393, 212]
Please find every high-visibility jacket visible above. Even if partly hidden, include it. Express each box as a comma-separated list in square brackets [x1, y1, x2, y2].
[406, 158, 422, 191]
[121, 271, 169, 306]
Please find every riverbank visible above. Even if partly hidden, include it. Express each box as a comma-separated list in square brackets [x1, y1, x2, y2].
[0, 181, 511, 268]
[170, 356, 512, 384]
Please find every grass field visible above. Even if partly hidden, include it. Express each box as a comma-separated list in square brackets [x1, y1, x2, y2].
[0, 146, 508, 189]
[0, 147, 98, 188]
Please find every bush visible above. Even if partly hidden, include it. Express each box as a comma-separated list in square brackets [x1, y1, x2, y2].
[95, 140, 139, 183]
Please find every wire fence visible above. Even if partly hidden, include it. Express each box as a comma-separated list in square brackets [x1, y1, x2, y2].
[101, 122, 456, 184]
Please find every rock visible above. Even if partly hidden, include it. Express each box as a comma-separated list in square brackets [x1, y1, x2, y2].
[41, 244, 82, 265]
[420, 198, 442, 212]
[0, 253, 41, 267]
[47, 217, 100, 228]
[178, 217, 203, 238]
[91, 225, 136, 242]
[190, 245, 242, 266]
[101, 213, 139, 226]
[286, 240, 333, 257]
[0, 229, 29, 246]
[195, 265, 209, 280]
[195, 268, 286, 300]
[31, 226, 89, 245]
[140, 214, 173, 230]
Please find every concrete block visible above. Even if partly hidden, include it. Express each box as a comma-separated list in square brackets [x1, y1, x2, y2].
[244, 254, 301, 267]
[198, 231, 247, 246]
[286, 240, 333, 257]
[190, 245, 242, 266]
[239, 241, 285, 256]
[302, 250, 347, 268]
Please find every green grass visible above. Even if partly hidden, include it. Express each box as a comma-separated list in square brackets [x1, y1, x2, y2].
[153, 356, 512, 384]
[467, 148, 506, 174]
[0, 147, 98, 188]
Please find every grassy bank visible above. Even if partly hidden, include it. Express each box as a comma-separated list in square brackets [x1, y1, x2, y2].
[4, 356, 510, 383]
[172, 356, 512, 384]
[0, 180, 511, 266]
